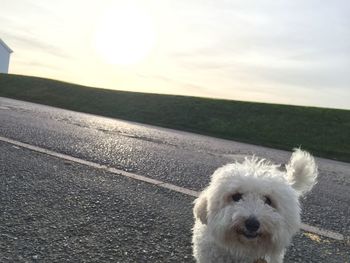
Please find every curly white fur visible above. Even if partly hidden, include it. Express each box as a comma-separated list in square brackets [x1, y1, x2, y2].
[192, 149, 318, 263]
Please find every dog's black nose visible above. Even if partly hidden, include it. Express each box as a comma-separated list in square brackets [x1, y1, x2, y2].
[245, 217, 260, 232]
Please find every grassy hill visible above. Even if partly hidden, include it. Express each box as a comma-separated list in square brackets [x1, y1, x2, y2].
[0, 73, 349, 162]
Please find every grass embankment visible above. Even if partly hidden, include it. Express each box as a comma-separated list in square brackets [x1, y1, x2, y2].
[0, 73, 349, 162]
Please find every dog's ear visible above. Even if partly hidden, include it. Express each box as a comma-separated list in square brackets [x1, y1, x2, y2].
[193, 190, 208, 224]
[286, 148, 318, 196]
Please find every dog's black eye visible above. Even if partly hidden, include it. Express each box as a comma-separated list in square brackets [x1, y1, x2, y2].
[232, 193, 243, 202]
[265, 196, 272, 206]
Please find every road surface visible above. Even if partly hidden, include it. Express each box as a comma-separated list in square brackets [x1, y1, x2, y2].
[0, 97, 349, 262]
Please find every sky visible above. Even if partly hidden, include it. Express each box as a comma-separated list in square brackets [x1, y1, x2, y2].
[1, 0, 349, 109]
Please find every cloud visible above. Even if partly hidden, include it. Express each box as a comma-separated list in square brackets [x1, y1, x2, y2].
[1, 0, 349, 109]
[14, 59, 62, 71]
[1, 30, 71, 59]
[161, 0, 350, 107]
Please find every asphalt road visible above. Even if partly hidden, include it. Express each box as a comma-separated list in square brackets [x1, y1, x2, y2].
[0, 97, 349, 262]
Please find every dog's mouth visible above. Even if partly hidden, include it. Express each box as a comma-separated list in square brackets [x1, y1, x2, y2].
[237, 229, 261, 239]
[243, 231, 259, 239]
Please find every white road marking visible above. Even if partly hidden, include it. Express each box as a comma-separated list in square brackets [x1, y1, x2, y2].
[0, 136, 344, 241]
[300, 223, 344, 241]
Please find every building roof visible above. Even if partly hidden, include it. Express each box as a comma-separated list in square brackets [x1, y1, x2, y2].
[0, 38, 13, 53]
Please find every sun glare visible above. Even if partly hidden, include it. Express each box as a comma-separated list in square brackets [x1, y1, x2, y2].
[94, 5, 156, 65]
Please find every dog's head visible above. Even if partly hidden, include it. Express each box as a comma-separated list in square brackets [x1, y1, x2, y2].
[193, 149, 317, 255]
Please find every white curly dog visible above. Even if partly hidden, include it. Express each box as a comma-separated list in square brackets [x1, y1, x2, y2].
[192, 149, 318, 263]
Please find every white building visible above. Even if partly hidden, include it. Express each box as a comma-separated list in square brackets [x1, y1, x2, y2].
[0, 39, 13, 73]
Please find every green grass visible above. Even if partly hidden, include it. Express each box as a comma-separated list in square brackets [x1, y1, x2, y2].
[1, 73, 349, 162]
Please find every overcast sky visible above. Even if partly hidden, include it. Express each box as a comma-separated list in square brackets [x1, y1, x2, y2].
[1, 0, 349, 109]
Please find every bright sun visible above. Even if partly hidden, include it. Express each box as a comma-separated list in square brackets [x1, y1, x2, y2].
[94, 5, 156, 65]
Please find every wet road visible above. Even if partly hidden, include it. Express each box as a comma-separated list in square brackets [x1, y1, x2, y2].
[0, 97, 349, 262]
